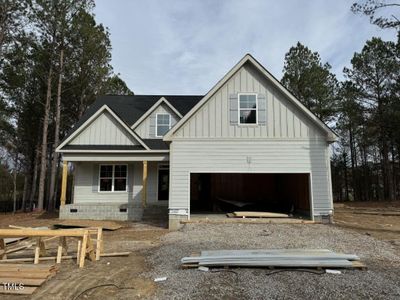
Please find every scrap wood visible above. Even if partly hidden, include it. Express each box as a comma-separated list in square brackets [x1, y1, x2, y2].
[232, 211, 290, 218]
[54, 220, 122, 231]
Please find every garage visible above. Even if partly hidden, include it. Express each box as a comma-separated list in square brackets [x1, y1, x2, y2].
[190, 173, 311, 218]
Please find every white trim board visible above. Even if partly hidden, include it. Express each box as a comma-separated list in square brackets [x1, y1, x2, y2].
[163, 54, 338, 142]
[131, 97, 183, 129]
[57, 105, 150, 151]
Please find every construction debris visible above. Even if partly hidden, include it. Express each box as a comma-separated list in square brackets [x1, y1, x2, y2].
[154, 277, 167, 282]
[0, 264, 57, 295]
[230, 211, 290, 218]
[181, 249, 367, 270]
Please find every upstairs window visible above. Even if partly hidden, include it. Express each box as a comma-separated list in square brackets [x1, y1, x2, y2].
[99, 165, 127, 192]
[239, 94, 257, 124]
[156, 114, 171, 137]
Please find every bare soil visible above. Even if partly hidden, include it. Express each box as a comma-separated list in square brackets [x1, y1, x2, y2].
[0, 201, 399, 299]
[334, 201, 400, 244]
[0, 212, 168, 300]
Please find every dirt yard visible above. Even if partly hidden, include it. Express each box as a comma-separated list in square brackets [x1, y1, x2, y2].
[0, 202, 399, 299]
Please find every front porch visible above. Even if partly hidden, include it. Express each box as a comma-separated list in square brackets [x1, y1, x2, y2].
[59, 153, 170, 222]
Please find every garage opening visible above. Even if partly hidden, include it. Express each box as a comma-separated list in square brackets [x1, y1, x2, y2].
[190, 173, 311, 218]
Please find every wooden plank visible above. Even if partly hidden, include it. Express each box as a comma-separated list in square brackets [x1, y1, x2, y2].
[56, 237, 63, 264]
[0, 228, 89, 237]
[0, 264, 55, 271]
[233, 211, 290, 218]
[76, 240, 81, 265]
[0, 286, 37, 295]
[34, 238, 40, 264]
[0, 252, 130, 263]
[79, 232, 88, 268]
[0, 271, 52, 279]
[96, 228, 103, 261]
[0, 278, 46, 286]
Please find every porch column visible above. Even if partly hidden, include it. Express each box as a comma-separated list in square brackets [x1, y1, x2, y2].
[60, 161, 68, 206]
[142, 161, 148, 208]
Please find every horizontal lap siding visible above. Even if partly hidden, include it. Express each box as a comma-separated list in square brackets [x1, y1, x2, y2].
[169, 140, 333, 215]
[73, 162, 161, 204]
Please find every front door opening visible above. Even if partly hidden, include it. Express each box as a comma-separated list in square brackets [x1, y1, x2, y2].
[158, 165, 169, 201]
[190, 173, 311, 218]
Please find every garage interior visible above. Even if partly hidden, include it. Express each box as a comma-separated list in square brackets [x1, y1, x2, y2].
[190, 173, 311, 218]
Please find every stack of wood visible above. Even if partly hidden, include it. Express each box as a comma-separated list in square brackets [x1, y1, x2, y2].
[0, 264, 57, 295]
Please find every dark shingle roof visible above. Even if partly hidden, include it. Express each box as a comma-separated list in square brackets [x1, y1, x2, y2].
[142, 139, 169, 150]
[62, 95, 203, 145]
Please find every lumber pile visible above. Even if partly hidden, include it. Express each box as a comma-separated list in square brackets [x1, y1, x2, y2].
[228, 211, 290, 218]
[181, 249, 367, 269]
[0, 264, 57, 295]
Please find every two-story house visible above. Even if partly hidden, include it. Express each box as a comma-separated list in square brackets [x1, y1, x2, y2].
[56, 54, 337, 229]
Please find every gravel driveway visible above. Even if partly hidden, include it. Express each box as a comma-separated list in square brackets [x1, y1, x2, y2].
[144, 223, 400, 300]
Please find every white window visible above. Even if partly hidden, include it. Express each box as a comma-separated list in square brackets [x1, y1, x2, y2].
[156, 114, 171, 137]
[99, 165, 127, 192]
[238, 93, 257, 124]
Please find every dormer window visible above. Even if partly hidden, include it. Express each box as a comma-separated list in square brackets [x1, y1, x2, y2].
[239, 93, 257, 124]
[156, 113, 171, 137]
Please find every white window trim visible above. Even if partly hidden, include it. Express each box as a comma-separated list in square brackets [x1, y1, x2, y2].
[98, 164, 128, 193]
[155, 113, 171, 138]
[238, 93, 258, 125]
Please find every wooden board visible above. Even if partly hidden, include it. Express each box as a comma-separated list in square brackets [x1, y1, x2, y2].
[0, 252, 130, 263]
[0, 264, 56, 271]
[233, 211, 290, 218]
[54, 220, 122, 231]
[0, 228, 90, 237]
[0, 286, 37, 295]
[0, 278, 46, 286]
[0, 271, 53, 279]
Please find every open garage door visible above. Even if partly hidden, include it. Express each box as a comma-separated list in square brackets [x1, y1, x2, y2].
[190, 173, 311, 218]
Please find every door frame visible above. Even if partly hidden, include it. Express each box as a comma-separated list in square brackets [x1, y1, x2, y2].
[157, 163, 170, 201]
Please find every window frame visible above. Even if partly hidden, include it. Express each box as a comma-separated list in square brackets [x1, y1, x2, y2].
[155, 113, 171, 137]
[238, 93, 258, 125]
[98, 164, 128, 193]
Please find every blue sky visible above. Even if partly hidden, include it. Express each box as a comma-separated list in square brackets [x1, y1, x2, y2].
[93, 0, 398, 94]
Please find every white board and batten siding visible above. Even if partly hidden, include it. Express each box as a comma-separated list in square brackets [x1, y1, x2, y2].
[73, 162, 160, 204]
[70, 111, 138, 145]
[174, 63, 324, 140]
[169, 62, 333, 218]
[135, 103, 180, 139]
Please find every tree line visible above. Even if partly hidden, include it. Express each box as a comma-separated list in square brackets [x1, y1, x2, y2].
[0, 1, 398, 213]
[0, 0, 132, 212]
[281, 1, 400, 202]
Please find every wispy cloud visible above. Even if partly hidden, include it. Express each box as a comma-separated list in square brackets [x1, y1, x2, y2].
[94, 0, 397, 94]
